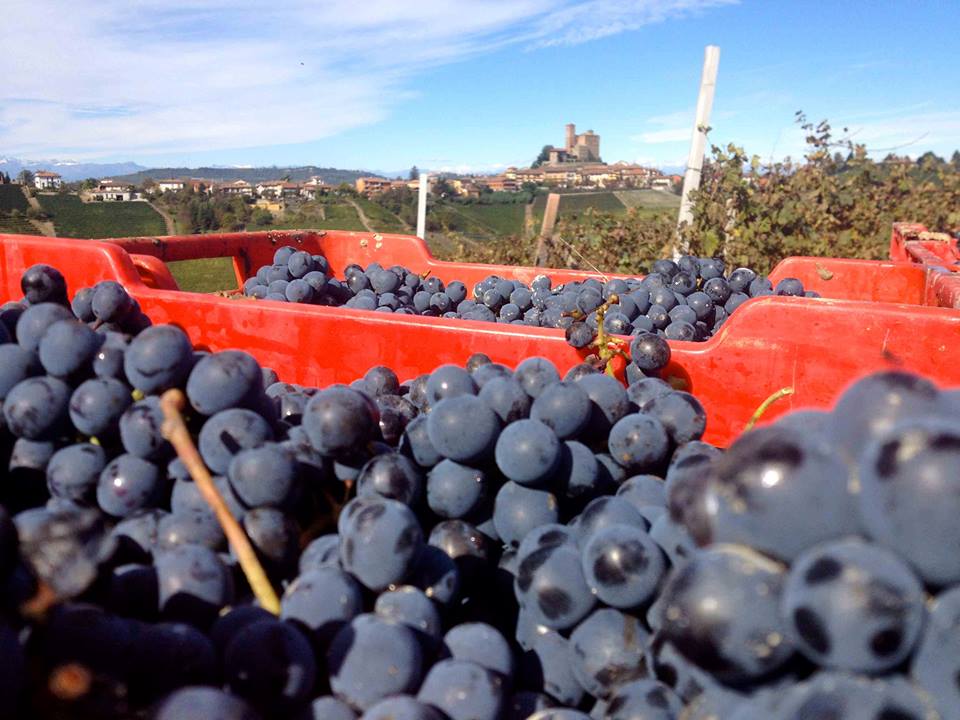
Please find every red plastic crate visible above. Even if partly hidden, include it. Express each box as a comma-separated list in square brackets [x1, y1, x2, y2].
[889, 222, 960, 309]
[103, 229, 931, 306]
[2, 231, 959, 447]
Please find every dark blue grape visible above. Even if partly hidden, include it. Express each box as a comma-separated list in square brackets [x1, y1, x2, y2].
[607, 413, 670, 472]
[568, 608, 648, 699]
[645, 391, 705, 445]
[38, 319, 101, 378]
[695, 425, 857, 561]
[21, 263, 67, 305]
[606, 679, 682, 720]
[495, 419, 560, 486]
[303, 386, 379, 457]
[427, 395, 501, 463]
[187, 350, 263, 415]
[580, 523, 665, 608]
[575, 373, 631, 443]
[775, 277, 805, 296]
[574, 496, 648, 542]
[530, 381, 591, 440]
[227, 443, 296, 508]
[664, 320, 696, 341]
[69, 377, 133, 437]
[782, 538, 924, 673]
[426, 459, 488, 519]
[96, 454, 161, 517]
[911, 585, 960, 719]
[494, 481, 559, 548]
[554, 440, 608, 503]
[408, 544, 460, 606]
[478, 376, 530, 424]
[859, 418, 960, 585]
[156, 511, 224, 551]
[224, 618, 316, 714]
[515, 357, 561, 399]
[281, 567, 363, 642]
[400, 414, 442, 468]
[123, 324, 193, 394]
[426, 364, 477, 403]
[356, 452, 424, 506]
[328, 613, 423, 710]
[91, 281, 134, 323]
[520, 629, 584, 706]
[155, 542, 233, 626]
[129, 621, 217, 702]
[375, 585, 443, 648]
[198, 408, 274, 474]
[238, 507, 299, 578]
[630, 332, 671, 372]
[616, 474, 666, 519]
[119, 396, 170, 459]
[514, 541, 594, 630]
[658, 545, 793, 682]
[0, 344, 40, 402]
[298, 534, 340, 573]
[417, 659, 504, 720]
[829, 371, 946, 462]
[152, 686, 260, 720]
[442, 622, 514, 680]
[46, 442, 105, 505]
[16, 302, 73, 352]
[3, 375, 71, 439]
[339, 496, 423, 591]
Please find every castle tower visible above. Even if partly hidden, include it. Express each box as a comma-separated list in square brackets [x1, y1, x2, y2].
[565, 123, 576, 153]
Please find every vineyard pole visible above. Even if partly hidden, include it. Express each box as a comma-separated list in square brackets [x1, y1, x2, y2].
[676, 45, 720, 255]
[417, 172, 429, 240]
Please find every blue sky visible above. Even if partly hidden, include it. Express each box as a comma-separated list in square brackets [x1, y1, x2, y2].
[2, 1, 958, 172]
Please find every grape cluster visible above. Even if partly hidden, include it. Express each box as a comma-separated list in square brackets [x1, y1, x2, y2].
[241, 246, 813, 346]
[1, 262, 955, 720]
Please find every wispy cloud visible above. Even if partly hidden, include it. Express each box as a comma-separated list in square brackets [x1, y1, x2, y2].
[0, 0, 733, 160]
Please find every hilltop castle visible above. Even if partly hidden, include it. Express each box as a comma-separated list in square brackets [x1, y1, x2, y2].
[546, 123, 602, 164]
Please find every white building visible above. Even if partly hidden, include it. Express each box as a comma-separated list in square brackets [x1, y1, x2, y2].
[85, 179, 139, 202]
[156, 179, 186, 193]
[34, 171, 62, 190]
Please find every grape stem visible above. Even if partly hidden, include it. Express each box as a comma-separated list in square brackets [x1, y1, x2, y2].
[590, 294, 628, 377]
[159, 389, 282, 615]
[744, 387, 795, 431]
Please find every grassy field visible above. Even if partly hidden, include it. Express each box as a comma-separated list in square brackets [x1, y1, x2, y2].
[0, 185, 29, 213]
[615, 189, 681, 209]
[168, 258, 237, 293]
[38, 194, 166, 238]
[0, 215, 38, 234]
[558, 192, 627, 214]
[355, 197, 407, 233]
[269, 202, 367, 232]
[449, 203, 527, 236]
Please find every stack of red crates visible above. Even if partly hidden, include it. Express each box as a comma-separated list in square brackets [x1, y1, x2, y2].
[1, 222, 957, 445]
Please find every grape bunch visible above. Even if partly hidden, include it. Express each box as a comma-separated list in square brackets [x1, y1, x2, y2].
[0, 261, 955, 720]
[241, 246, 813, 347]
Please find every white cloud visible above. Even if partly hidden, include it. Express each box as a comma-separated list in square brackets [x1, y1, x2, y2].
[0, 0, 734, 160]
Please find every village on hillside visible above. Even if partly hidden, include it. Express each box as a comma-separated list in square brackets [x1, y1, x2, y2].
[14, 124, 680, 204]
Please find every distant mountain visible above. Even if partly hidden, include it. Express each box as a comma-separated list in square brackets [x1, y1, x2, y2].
[111, 166, 381, 185]
[0, 157, 383, 185]
[0, 157, 147, 182]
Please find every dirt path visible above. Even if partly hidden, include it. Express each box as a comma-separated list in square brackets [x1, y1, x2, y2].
[345, 198, 375, 232]
[147, 200, 177, 235]
[22, 188, 55, 236]
[524, 202, 534, 238]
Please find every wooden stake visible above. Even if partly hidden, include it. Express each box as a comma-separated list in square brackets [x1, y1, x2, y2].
[159, 389, 281, 615]
[416, 173, 429, 240]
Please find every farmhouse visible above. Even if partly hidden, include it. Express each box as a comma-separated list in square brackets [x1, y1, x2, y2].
[218, 180, 253, 196]
[85, 179, 139, 202]
[355, 177, 392, 195]
[34, 171, 62, 190]
[155, 179, 186, 193]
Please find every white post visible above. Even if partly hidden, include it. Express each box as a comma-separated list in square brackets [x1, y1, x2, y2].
[676, 45, 720, 247]
[416, 173, 429, 240]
